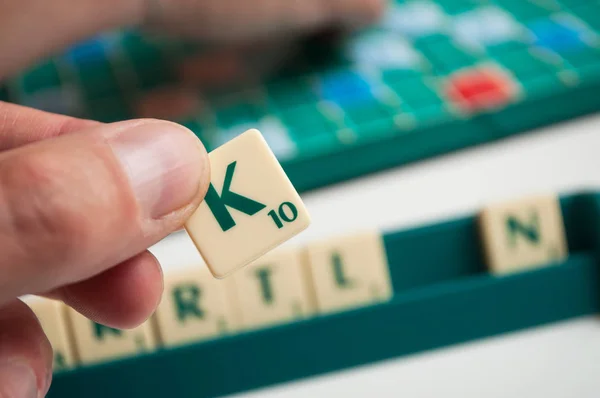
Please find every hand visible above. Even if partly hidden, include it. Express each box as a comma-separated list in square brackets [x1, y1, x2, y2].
[0, 0, 384, 80]
[0, 1, 383, 396]
[144, 0, 383, 41]
[0, 102, 210, 397]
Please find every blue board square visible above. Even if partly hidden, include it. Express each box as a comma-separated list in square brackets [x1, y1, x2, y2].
[529, 18, 587, 53]
[64, 35, 116, 66]
[319, 70, 374, 106]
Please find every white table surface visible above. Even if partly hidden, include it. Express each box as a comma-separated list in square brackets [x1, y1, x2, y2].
[150, 113, 600, 398]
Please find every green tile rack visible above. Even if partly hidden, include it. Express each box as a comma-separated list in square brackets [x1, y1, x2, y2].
[47, 190, 600, 397]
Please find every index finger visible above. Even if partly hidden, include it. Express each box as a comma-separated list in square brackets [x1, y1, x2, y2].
[0, 101, 98, 150]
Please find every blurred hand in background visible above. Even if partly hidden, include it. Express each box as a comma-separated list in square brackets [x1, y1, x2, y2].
[0, 0, 384, 81]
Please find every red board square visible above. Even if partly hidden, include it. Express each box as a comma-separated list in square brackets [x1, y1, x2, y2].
[446, 67, 517, 113]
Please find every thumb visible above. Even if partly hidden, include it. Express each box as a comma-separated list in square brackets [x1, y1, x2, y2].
[0, 118, 210, 304]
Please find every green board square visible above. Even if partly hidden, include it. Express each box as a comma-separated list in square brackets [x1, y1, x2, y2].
[342, 100, 399, 144]
[286, 122, 338, 155]
[0, 84, 8, 102]
[413, 34, 450, 51]
[413, 34, 450, 52]
[519, 73, 565, 98]
[557, 0, 591, 8]
[342, 101, 393, 126]
[561, 47, 600, 69]
[287, 127, 338, 156]
[20, 61, 62, 93]
[414, 35, 479, 73]
[132, 60, 175, 91]
[381, 68, 423, 84]
[278, 104, 332, 127]
[410, 102, 451, 126]
[495, 0, 552, 21]
[493, 49, 553, 79]
[121, 33, 161, 58]
[87, 95, 132, 123]
[121, 34, 175, 90]
[439, 0, 481, 15]
[266, 79, 316, 109]
[496, 0, 553, 22]
[214, 102, 265, 128]
[351, 117, 399, 141]
[387, 78, 443, 108]
[179, 118, 204, 137]
[279, 103, 338, 152]
[76, 58, 122, 100]
[485, 41, 530, 56]
[570, 4, 600, 31]
[285, 117, 334, 136]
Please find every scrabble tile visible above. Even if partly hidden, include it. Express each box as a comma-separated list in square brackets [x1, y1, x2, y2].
[228, 249, 315, 329]
[23, 296, 76, 371]
[479, 195, 568, 274]
[185, 129, 311, 278]
[154, 265, 238, 347]
[66, 308, 156, 365]
[304, 232, 393, 314]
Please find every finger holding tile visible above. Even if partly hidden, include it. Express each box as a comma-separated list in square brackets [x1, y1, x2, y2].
[44, 251, 164, 330]
[0, 119, 210, 306]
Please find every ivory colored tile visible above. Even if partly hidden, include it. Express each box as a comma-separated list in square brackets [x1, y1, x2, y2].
[185, 129, 311, 278]
[66, 308, 156, 365]
[229, 249, 315, 329]
[304, 232, 393, 314]
[23, 296, 76, 371]
[154, 265, 238, 347]
[479, 195, 568, 274]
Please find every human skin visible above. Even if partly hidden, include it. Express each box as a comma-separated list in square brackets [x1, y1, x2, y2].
[0, 0, 383, 396]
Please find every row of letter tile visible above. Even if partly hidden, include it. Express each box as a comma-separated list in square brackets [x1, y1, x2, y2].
[24, 194, 571, 370]
[24, 231, 393, 368]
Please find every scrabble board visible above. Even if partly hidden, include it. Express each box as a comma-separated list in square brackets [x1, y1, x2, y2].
[2, 0, 600, 192]
[42, 191, 600, 397]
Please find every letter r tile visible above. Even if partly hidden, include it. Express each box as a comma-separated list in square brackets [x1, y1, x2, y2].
[185, 129, 311, 278]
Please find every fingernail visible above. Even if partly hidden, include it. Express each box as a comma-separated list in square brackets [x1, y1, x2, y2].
[110, 122, 208, 218]
[0, 361, 38, 398]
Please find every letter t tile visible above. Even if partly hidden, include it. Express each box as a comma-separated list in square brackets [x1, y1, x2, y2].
[185, 129, 311, 278]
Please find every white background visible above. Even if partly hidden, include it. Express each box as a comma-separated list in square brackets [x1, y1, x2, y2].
[152, 114, 600, 398]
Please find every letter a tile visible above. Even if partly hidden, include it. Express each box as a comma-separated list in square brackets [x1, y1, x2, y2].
[479, 195, 568, 274]
[185, 129, 311, 278]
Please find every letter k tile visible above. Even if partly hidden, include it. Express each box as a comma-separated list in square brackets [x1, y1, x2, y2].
[185, 129, 311, 278]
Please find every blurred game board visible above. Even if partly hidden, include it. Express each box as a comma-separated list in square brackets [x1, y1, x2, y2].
[2, 0, 600, 191]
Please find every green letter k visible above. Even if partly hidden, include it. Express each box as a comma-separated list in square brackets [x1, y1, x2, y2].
[204, 161, 266, 232]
